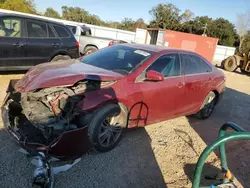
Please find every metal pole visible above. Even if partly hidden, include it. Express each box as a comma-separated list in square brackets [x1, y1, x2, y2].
[202, 23, 207, 36]
[192, 133, 250, 188]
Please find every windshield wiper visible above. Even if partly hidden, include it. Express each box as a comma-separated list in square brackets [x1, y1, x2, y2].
[112, 69, 129, 75]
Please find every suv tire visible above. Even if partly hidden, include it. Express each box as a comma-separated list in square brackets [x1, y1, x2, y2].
[51, 55, 71, 62]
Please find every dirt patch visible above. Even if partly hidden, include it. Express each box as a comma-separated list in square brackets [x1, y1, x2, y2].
[0, 70, 249, 188]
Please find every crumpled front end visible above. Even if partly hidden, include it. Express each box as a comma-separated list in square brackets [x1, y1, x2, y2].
[1, 79, 107, 158]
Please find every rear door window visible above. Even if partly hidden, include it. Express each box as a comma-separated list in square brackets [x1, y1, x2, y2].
[192, 55, 213, 73]
[26, 20, 48, 38]
[53, 25, 70, 38]
[181, 54, 203, 75]
[181, 54, 213, 75]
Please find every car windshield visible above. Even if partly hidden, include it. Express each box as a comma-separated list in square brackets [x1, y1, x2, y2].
[80, 45, 155, 75]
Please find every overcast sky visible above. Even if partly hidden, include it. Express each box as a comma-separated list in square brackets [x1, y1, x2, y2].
[35, 0, 250, 24]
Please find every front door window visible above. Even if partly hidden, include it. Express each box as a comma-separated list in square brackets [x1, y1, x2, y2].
[0, 18, 21, 37]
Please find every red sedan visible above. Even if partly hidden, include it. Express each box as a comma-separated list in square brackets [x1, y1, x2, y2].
[2, 43, 225, 157]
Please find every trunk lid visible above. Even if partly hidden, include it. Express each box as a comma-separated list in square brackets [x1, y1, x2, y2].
[15, 59, 123, 92]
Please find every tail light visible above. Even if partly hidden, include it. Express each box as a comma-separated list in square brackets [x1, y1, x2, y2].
[75, 42, 79, 48]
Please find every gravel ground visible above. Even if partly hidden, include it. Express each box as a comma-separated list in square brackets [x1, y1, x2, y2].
[0, 69, 249, 188]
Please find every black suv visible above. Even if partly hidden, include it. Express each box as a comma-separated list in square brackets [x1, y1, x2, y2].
[0, 13, 79, 70]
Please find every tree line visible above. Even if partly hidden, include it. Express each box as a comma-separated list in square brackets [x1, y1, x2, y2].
[1, 0, 250, 52]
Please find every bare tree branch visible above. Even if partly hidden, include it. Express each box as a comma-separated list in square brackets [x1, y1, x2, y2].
[236, 10, 250, 49]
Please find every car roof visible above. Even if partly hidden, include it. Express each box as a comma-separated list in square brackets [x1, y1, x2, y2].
[0, 12, 65, 26]
[120, 43, 197, 54]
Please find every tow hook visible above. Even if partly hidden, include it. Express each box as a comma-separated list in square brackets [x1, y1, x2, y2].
[19, 148, 81, 188]
[30, 152, 54, 188]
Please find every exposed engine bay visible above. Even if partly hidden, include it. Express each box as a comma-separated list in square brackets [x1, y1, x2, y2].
[6, 80, 107, 145]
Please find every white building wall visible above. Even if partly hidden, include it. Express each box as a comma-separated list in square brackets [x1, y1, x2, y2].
[213, 45, 236, 66]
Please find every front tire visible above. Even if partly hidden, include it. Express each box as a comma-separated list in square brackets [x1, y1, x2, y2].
[197, 92, 217, 119]
[88, 104, 127, 152]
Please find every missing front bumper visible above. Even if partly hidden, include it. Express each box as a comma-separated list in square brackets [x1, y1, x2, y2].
[2, 97, 89, 159]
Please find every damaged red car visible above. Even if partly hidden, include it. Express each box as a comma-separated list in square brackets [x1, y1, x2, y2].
[2, 44, 226, 159]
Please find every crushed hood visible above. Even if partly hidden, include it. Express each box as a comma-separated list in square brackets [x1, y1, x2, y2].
[15, 60, 123, 92]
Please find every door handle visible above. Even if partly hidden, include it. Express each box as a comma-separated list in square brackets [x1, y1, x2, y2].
[13, 43, 24, 47]
[52, 42, 59, 47]
[177, 81, 185, 88]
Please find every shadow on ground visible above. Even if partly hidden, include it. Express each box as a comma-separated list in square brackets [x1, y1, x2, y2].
[0, 70, 27, 75]
[0, 127, 166, 188]
[185, 87, 250, 187]
[184, 163, 224, 187]
[216, 65, 249, 76]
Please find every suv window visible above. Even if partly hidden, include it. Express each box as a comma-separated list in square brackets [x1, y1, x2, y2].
[26, 20, 47, 38]
[67, 25, 77, 34]
[181, 54, 212, 75]
[48, 25, 55, 38]
[147, 54, 181, 77]
[0, 18, 21, 37]
[53, 25, 70, 38]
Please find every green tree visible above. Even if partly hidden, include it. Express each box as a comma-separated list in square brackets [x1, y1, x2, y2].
[44, 8, 60, 19]
[61, 6, 89, 23]
[87, 14, 105, 25]
[180, 16, 237, 46]
[210, 18, 237, 46]
[180, 16, 213, 35]
[61, 6, 106, 26]
[105, 21, 122, 29]
[0, 0, 37, 14]
[118, 18, 135, 31]
[134, 18, 147, 30]
[149, 3, 181, 30]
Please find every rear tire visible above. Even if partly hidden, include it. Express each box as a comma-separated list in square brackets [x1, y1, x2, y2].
[223, 56, 238, 72]
[51, 55, 71, 62]
[197, 92, 217, 119]
[88, 103, 127, 152]
[84, 46, 98, 56]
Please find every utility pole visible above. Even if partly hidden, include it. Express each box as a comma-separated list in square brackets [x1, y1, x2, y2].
[202, 23, 207, 36]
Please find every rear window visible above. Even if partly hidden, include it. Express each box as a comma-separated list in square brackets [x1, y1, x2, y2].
[26, 20, 47, 38]
[67, 25, 77, 34]
[80, 45, 155, 75]
[53, 25, 70, 38]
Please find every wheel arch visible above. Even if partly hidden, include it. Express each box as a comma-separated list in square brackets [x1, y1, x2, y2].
[212, 90, 220, 105]
[84, 100, 129, 128]
[199, 90, 219, 110]
[49, 51, 72, 61]
[83, 44, 99, 54]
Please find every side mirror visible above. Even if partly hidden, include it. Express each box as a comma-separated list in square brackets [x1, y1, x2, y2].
[145, 70, 164, 81]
